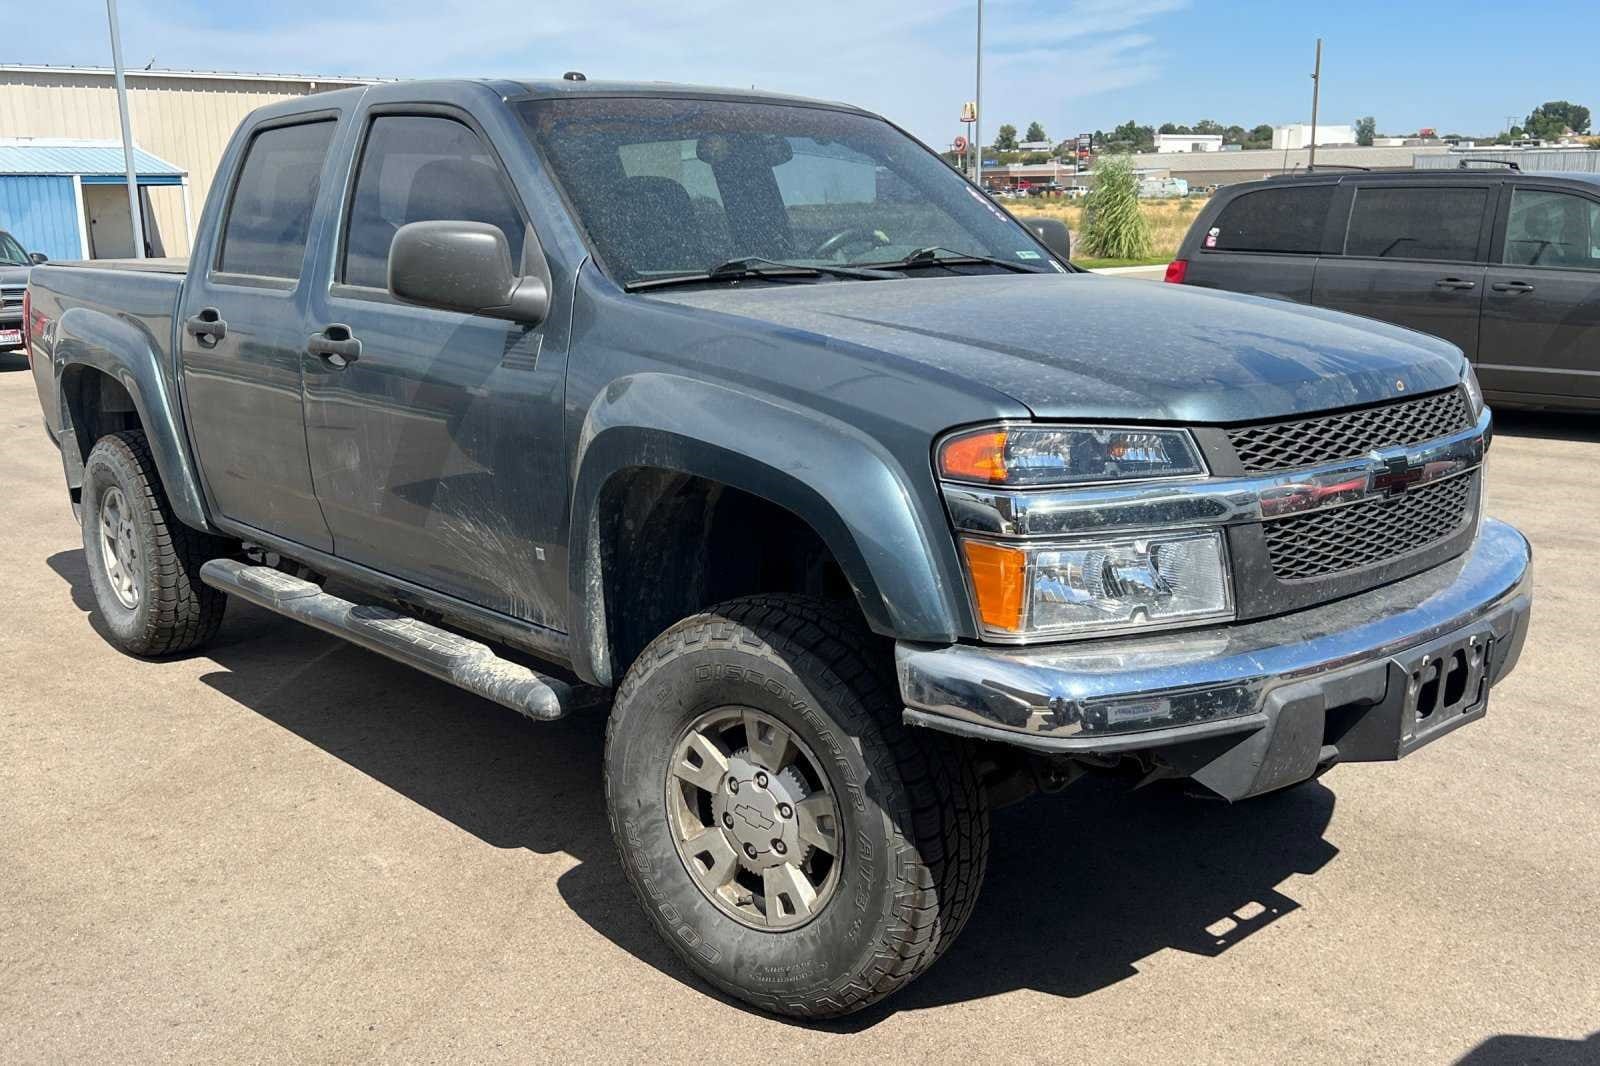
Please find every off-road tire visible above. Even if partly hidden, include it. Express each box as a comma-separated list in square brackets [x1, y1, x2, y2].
[80, 429, 228, 656]
[603, 594, 989, 1018]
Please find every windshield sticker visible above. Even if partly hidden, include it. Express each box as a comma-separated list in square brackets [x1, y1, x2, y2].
[1204, 226, 1220, 249]
[1016, 250, 1041, 260]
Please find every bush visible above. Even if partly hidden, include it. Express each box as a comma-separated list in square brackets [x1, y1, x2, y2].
[1080, 155, 1152, 260]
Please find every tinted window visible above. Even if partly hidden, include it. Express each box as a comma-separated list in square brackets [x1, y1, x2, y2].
[342, 116, 526, 289]
[1504, 187, 1600, 270]
[0, 231, 26, 265]
[1345, 186, 1487, 262]
[519, 97, 1052, 284]
[218, 120, 335, 279]
[1207, 185, 1333, 254]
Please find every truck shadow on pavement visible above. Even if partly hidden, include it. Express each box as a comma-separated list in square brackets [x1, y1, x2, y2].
[1453, 1031, 1600, 1065]
[1491, 408, 1600, 444]
[48, 547, 1341, 1027]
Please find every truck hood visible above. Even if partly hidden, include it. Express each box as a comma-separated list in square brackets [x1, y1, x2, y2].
[0, 265, 28, 288]
[650, 273, 1465, 422]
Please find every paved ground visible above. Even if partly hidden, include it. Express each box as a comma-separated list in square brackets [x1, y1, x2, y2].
[3, 354, 1597, 1065]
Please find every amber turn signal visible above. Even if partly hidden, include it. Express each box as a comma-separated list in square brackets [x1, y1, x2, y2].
[939, 429, 1010, 483]
[961, 540, 1026, 632]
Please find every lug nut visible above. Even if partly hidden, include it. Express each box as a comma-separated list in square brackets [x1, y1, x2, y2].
[722, 812, 734, 828]
[743, 843, 758, 859]
[728, 778, 739, 794]
[755, 771, 768, 788]
[772, 840, 787, 855]
[777, 803, 793, 819]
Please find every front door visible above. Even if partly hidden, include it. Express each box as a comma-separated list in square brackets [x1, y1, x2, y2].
[302, 111, 568, 629]
[1312, 182, 1494, 359]
[180, 117, 337, 551]
[1478, 184, 1600, 404]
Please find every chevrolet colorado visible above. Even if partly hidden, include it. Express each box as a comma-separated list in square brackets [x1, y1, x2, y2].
[24, 78, 1532, 1018]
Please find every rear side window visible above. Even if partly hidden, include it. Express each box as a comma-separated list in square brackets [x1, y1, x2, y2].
[1504, 187, 1600, 270]
[217, 120, 336, 279]
[1207, 185, 1333, 254]
[341, 115, 526, 289]
[1344, 186, 1487, 262]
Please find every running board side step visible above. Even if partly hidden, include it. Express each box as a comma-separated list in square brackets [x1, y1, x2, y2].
[200, 559, 571, 720]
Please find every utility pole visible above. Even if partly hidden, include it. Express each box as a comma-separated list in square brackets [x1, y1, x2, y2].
[1307, 37, 1322, 172]
[973, 0, 984, 186]
[106, 0, 146, 258]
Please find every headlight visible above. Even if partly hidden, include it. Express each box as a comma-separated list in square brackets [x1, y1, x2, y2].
[961, 531, 1233, 639]
[1461, 361, 1485, 419]
[939, 424, 1205, 486]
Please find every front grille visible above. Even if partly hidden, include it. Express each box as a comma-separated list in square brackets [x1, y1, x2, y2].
[1264, 474, 1475, 580]
[0, 287, 21, 312]
[1229, 389, 1471, 472]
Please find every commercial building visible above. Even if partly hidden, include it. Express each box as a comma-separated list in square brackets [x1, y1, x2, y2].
[0, 64, 375, 257]
[1271, 123, 1357, 150]
[1154, 133, 1223, 153]
[0, 139, 186, 260]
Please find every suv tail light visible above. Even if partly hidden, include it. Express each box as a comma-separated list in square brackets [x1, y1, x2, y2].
[1164, 259, 1189, 284]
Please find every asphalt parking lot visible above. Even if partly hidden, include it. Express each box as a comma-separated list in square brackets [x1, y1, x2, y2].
[3, 353, 1597, 1064]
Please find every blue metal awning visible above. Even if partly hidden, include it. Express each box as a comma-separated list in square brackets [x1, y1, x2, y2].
[0, 141, 185, 184]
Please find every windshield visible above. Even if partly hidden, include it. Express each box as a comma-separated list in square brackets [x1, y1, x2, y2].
[517, 97, 1056, 286]
[0, 232, 26, 266]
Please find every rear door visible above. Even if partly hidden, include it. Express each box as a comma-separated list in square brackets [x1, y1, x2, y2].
[1183, 182, 1336, 303]
[1478, 182, 1600, 404]
[1312, 180, 1495, 358]
[179, 115, 339, 550]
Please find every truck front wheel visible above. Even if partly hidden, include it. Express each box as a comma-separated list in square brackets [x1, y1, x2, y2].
[603, 594, 989, 1018]
[80, 430, 228, 657]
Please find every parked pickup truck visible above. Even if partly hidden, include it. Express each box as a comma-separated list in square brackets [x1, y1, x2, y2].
[25, 78, 1532, 1018]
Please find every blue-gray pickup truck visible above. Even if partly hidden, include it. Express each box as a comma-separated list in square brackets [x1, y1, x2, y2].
[23, 77, 1532, 1018]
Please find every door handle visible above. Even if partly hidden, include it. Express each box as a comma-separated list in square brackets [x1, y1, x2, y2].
[308, 324, 362, 369]
[1434, 277, 1477, 291]
[1490, 280, 1535, 294]
[184, 308, 227, 344]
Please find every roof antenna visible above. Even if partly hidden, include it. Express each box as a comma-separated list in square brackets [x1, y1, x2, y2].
[562, 71, 586, 81]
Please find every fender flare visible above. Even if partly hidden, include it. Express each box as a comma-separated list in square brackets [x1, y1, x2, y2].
[568, 372, 964, 686]
[53, 304, 212, 531]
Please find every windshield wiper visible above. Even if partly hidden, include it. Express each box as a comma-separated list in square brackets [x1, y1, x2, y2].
[860, 246, 1042, 274]
[626, 256, 896, 292]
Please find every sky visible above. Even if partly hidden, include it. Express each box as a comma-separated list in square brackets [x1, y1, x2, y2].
[9, 0, 1595, 150]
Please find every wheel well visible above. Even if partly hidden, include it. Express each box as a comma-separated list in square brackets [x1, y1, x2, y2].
[595, 470, 857, 680]
[62, 366, 142, 483]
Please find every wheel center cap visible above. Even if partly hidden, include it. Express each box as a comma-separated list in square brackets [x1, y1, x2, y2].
[712, 755, 801, 870]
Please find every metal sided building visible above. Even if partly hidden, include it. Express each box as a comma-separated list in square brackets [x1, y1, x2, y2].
[0, 64, 376, 257]
[0, 139, 186, 260]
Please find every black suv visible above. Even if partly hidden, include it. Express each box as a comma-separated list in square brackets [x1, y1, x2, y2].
[1170, 167, 1600, 411]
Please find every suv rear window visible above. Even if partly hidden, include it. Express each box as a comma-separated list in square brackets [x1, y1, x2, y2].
[1207, 185, 1333, 254]
[218, 120, 336, 280]
[1344, 186, 1487, 262]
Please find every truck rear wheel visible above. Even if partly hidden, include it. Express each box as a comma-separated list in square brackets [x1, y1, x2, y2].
[603, 594, 989, 1018]
[80, 430, 228, 656]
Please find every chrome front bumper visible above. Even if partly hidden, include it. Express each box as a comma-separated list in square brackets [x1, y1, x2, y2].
[898, 518, 1532, 793]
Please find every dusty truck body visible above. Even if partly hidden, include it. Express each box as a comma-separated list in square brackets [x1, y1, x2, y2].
[24, 78, 1532, 1018]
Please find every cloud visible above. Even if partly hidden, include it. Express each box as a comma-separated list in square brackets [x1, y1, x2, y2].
[11, 0, 1181, 146]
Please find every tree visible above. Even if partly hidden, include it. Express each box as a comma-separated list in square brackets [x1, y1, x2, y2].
[1158, 122, 1191, 135]
[1525, 101, 1591, 140]
[993, 123, 1019, 150]
[1108, 120, 1155, 151]
[1355, 116, 1376, 146]
[1247, 123, 1274, 147]
[1081, 155, 1152, 260]
[1193, 118, 1225, 135]
[1224, 124, 1248, 145]
[1025, 121, 1047, 143]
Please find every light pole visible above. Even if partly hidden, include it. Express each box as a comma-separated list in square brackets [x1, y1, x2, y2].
[1307, 37, 1322, 172]
[973, 0, 983, 186]
[106, 0, 145, 258]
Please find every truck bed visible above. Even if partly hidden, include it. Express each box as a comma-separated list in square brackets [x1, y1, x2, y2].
[46, 256, 189, 275]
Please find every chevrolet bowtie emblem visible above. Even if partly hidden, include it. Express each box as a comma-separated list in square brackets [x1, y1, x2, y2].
[1372, 453, 1426, 496]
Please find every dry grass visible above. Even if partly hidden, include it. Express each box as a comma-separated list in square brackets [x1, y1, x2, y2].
[1007, 196, 1208, 261]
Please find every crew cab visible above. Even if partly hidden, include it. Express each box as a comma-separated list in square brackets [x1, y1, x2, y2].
[24, 79, 1532, 1019]
[1169, 167, 1600, 411]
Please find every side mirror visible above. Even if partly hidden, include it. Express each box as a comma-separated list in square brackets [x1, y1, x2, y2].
[28, 251, 47, 264]
[388, 220, 547, 323]
[1022, 218, 1072, 262]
